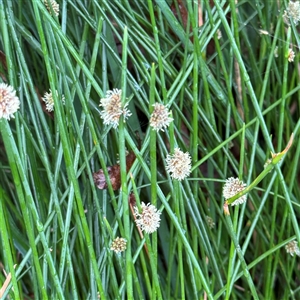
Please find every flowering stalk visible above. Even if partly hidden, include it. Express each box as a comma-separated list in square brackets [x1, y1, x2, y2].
[224, 133, 294, 208]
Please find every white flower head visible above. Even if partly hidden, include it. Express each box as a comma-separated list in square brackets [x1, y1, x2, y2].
[285, 240, 300, 257]
[205, 216, 215, 229]
[166, 148, 191, 181]
[223, 177, 247, 206]
[0, 83, 20, 120]
[283, 1, 300, 25]
[149, 103, 173, 132]
[44, 0, 60, 17]
[134, 202, 161, 234]
[42, 89, 65, 112]
[99, 89, 131, 129]
[288, 48, 295, 62]
[110, 237, 127, 254]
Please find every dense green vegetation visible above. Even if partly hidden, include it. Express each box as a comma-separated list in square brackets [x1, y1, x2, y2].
[0, 1, 299, 299]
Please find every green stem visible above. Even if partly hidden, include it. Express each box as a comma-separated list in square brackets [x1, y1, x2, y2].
[0, 185, 20, 299]
[119, 26, 133, 299]
[149, 63, 161, 298]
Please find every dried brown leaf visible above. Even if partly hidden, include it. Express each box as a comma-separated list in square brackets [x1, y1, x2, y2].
[0, 264, 17, 298]
[170, 0, 188, 29]
[93, 152, 136, 190]
[0, 273, 11, 298]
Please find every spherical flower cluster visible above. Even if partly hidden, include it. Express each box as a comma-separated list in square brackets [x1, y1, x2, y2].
[287, 48, 295, 62]
[166, 148, 191, 181]
[222, 177, 247, 206]
[149, 103, 173, 132]
[283, 1, 300, 25]
[44, 0, 60, 17]
[0, 83, 20, 120]
[134, 202, 161, 234]
[205, 216, 215, 229]
[99, 89, 132, 129]
[110, 237, 127, 254]
[42, 89, 65, 112]
[285, 240, 300, 257]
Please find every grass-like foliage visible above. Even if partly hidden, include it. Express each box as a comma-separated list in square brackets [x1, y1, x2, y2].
[1, 0, 300, 299]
